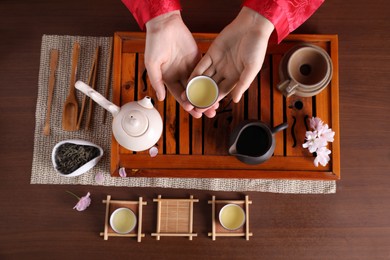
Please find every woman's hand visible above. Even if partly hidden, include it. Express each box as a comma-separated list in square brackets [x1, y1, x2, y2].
[145, 11, 218, 118]
[184, 7, 275, 116]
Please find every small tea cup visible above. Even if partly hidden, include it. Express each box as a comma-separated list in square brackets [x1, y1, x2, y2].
[219, 204, 246, 231]
[110, 207, 137, 234]
[186, 76, 219, 108]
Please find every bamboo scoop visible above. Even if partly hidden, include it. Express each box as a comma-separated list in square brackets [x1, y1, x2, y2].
[62, 42, 80, 131]
[43, 49, 59, 136]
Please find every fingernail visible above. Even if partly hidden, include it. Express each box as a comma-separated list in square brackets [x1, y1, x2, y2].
[156, 92, 163, 101]
[233, 96, 241, 103]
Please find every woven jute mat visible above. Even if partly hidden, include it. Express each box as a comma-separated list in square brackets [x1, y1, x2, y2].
[31, 35, 336, 194]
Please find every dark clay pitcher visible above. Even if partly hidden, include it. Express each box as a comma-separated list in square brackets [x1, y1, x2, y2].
[228, 121, 288, 165]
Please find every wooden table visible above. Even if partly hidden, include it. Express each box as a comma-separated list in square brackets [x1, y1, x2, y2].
[0, 0, 389, 259]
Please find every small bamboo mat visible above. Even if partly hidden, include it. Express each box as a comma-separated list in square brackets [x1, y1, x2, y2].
[30, 35, 336, 194]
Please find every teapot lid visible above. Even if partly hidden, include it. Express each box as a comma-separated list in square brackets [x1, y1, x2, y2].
[121, 110, 149, 137]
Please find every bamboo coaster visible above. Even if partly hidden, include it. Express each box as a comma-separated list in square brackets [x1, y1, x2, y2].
[100, 195, 147, 242]
[151, 195, 199, 240]
[208, 195, 253, 240]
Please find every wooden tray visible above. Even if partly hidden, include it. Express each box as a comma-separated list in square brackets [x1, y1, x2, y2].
[111, 32, 340, 180]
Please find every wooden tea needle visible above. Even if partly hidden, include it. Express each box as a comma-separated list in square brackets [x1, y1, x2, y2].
[43, 49, 59, 136]
[85, 46, 99, 130]
[103, 38, 113, 124]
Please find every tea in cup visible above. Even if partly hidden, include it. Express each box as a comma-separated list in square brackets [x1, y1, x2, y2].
[186, 76, 218, 108]
[109, 208, 137, 234]
[277, 44, 333, 97]
[219, 204, 246, 230]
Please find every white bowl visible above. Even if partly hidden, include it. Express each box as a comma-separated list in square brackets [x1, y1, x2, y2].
[52, 139, 103, 177]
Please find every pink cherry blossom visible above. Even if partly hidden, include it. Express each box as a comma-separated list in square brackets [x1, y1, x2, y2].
[317, 124, 335, 143]
[314, 147, 331, 167]
[303, 131, 328, 153]
[309, 117, 324, 131]
[303, 117, 335, 167]
[66, 191, 91, 211]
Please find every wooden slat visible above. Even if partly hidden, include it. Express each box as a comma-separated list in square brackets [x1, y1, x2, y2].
[118, 168, 338, 180]
[110, 33, 123, 173]
[247, 75, 259, 120]
[203, 88, 233, 154]
[119, 53, 136, 155]
[329, 35, 340, 178]
[120, 53, 136, 104]
[260, 55, 271, 124]
[165, 91, 177, 154]
[272, 54, 285, 156]
[203, 116, 217, 155]
[191, 117, 203, 154]
[231, 97, 245, 141]
[118, 154, 331, 172]
[137, 54, 164, 152]
[315, 85, 331, 127]
[136, 54, 151, 155]
[179, 107, 190, 154]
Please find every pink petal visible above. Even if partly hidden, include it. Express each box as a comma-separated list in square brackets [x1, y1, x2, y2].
[318, 127, 335, 143]
[119, 167, 127, 177]
[149, 146, 158, 157]
[95, 172, 105, 185]
[314, 147, 331, 167]
[73, 192, 91, 211]
[309, 117, 323, 131]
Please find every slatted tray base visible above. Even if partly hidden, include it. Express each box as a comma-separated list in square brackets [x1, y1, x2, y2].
[111, 32, 340, 180]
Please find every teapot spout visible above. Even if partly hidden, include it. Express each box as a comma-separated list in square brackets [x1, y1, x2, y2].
[228, 144, 238, 156]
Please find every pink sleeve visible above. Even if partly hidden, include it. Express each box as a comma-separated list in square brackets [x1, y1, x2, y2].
[121, 0, 181, 30]
[243, 0, 324, 43]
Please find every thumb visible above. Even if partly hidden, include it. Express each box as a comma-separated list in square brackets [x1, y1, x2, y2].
[146, 63, 166, 101]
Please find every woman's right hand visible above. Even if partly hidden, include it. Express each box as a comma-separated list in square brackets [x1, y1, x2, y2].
[145, 10, 218, 118]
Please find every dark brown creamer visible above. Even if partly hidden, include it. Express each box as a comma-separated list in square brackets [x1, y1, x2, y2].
[236, 125, 271, 157]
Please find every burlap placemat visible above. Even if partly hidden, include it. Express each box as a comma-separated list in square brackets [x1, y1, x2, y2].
[31, 35, 336, 194]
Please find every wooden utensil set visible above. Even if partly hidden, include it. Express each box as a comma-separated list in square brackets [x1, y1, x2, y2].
[43, 41, 112, 135]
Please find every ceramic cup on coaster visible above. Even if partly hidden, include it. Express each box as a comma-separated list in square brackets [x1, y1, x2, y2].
[219, 204, 246, 231]
[109, 207, 137, 234]
[277, 44, 333, 97]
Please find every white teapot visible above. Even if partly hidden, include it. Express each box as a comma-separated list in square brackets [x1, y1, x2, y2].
[75, 81, 163, 152]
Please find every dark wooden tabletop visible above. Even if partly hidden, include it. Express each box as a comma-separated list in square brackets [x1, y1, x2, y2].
[1, 0, 389, 259]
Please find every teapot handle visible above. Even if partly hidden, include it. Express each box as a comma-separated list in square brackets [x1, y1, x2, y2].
[272, 122, 288, 134]
[75, 81, 120, 117]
